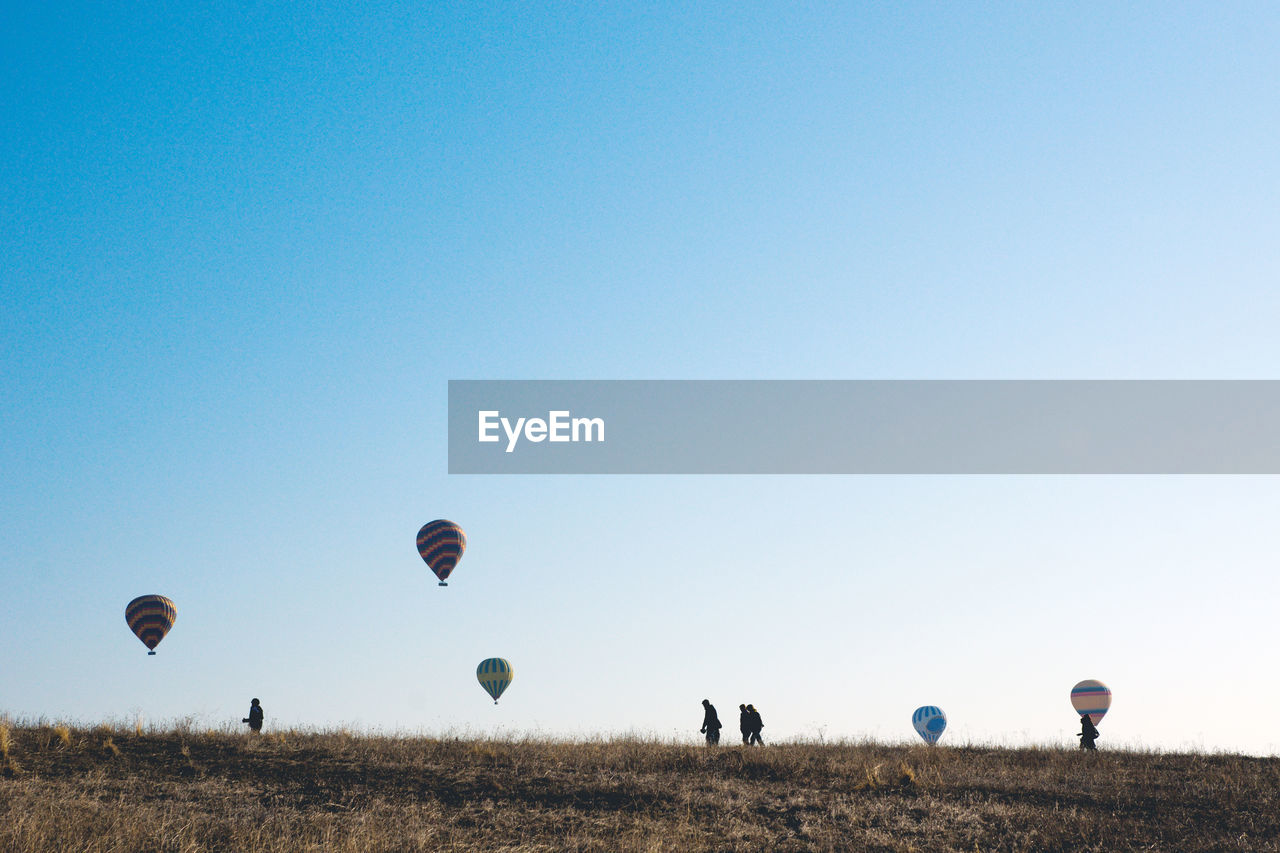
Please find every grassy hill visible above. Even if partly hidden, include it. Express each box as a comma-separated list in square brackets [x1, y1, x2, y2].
[2, 721, 1277, 851]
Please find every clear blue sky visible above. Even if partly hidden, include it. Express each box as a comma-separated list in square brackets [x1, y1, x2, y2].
[3, 2, 1279, 752]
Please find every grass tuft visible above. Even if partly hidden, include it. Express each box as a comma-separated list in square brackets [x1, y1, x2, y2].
[0, 724, 15, 776]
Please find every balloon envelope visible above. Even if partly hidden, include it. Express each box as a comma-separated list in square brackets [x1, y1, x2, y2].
[417, 520, 466, 585]
[476, 658, 513, 703]
[912, 706, 947, 744]
[125, 595, 176, 654]
[1071, 679, 1112, 724]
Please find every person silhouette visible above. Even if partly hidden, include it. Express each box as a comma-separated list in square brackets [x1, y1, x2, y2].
[739, 704, 752, 745]
[1077, 713, 1098, 750]
[747, 704, 765, 746]
[700, 699, 722, 745]
[243, 698, 264, 733]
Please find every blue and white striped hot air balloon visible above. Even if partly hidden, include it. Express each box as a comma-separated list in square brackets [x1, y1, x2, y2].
[476, 658, 513, 704]
[1071, 679, 1111, 725]
[912, 706, 947, 744]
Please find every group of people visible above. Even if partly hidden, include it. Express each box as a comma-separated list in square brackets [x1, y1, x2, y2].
[699, 699, 765, 746]
[244, 696, 1098, 750]
[700, 701, 1100, 751]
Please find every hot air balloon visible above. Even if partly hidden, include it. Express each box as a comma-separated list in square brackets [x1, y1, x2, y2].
[476, 658, 513, 704]
[1071, 679, 1112, 725]
[417, 520, 466, 586]
[912, 706, 947, 744]
[125, 595, 176, 655]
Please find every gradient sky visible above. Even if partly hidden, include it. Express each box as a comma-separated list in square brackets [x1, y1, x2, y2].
[3, 2, 1280, 752]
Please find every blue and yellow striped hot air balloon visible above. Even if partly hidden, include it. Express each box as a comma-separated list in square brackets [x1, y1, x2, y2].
[912, 706, 947, 744]
[125, 595, 177, 655]
[476, 658, 513, 704]
[1071, 679, 1111, 725]
[417, 520, 466, 586]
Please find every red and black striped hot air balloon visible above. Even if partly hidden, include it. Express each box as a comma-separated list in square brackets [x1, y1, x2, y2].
[416, 520, 466, 586]
[125, 595, 177, 655]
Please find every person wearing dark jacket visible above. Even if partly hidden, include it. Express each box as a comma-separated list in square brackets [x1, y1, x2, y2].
[700, 699, 722, 745]
[739, 704, 752, 745]
[747, 704, 765, 746]
[1078, 713, 1099, 750]
[243, 698, 264, 733]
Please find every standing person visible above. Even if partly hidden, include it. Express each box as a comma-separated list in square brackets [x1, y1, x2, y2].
[1077, 713, 1098, 750]
[747, 704, 765, 746]
[243, 698, 264, 733]
[739, 704, 752, 745]
[700, 699, 722, 745]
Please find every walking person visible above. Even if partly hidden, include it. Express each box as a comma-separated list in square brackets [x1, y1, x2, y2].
[700, 699, 722, 745]
[243, 698, 264, 733]
[739, 704, 752, 745]
[1077, 713, 1099, 750]
[747, 704, 765, 746]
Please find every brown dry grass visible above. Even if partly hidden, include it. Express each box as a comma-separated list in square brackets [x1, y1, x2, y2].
[1, 722, 1277, 851]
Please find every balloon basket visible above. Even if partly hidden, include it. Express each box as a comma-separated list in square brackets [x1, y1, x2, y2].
[148, 651, 156, 656]
[438, 581, 448, 587]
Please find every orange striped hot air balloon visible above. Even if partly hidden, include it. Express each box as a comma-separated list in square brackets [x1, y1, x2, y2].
[416, 520, 466, 586]
[125, 595, 176, 655]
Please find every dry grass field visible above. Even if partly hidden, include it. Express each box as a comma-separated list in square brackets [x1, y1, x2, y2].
[2, 720, 1278, 852]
